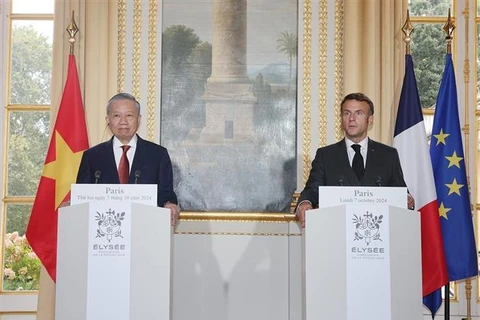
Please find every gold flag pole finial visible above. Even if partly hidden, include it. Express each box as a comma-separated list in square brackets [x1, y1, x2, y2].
[402, 9, 414, 55]
[66, 10, 79, 55]
[443, 8, 455, 54]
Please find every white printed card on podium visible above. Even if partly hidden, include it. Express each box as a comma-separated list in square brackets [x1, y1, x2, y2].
[318, 186, 407, 209]
[71, 183, 157, 206]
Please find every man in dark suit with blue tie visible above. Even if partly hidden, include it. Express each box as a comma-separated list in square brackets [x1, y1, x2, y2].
[296, 92, 415, 227]
[76, 93, 180, 225]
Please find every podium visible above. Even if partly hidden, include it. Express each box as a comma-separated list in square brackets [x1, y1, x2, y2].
[55, 184, 172, 320]
[304, 186, 422, 320]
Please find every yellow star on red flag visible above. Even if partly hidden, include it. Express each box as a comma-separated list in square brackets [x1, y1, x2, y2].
[42, 131, 84, 209]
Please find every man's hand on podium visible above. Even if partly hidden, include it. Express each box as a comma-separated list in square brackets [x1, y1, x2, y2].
[164, 201, 180, 226]
[296, 201, 312, 228]
[407, 193, 415, 210]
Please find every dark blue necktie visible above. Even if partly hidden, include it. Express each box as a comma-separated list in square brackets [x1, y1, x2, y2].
[351, 144, 364, 180]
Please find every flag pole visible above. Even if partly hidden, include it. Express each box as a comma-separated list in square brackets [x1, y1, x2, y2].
[66, 10, 79, 55]
[441, 11, 455, 320]
[401, 9, 413, 55]
[443, 9, 454, 55]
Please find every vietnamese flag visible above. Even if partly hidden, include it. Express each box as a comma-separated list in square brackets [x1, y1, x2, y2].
[26, 54, 89, 281]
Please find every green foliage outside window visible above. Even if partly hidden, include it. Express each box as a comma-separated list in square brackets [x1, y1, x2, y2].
[10, 24, 52, 105]
[409, 0, 451, 109]
[411, 23, 445, 109]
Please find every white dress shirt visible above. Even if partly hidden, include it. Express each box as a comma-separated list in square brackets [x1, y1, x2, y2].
[112, 135, 138, 172]
[344, 137, 368, 167]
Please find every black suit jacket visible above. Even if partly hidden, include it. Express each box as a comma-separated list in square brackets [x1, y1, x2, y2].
[298, 138, 407, 208]
[76, 135, 177, 207]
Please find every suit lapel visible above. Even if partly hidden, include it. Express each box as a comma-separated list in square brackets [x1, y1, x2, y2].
[337, 140, 360, 185]
[103, 138, 120, 183]
[363, 138, 386, 184]
[364, 138, 379, 175]
[129, 135, 145, 183]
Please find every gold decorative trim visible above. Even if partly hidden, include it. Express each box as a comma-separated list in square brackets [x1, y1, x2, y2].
[302, 0, 312, 185]
[6, 105, 50, 111]
[147, 0, 157, 141]
[462, 6, 470, 166]
[117, 0, 126, 92]
[7, 13, 53, 20]
[3, 196, 34, 203]
[318, 0, 327, 148]
[179, 212, 298, 223]
[176, 231, 302, 237]
[461, 4, 474, 313]
[290, 191, 300, 213]
[132, 0, 142, 99]
[334, 0, 344, 141]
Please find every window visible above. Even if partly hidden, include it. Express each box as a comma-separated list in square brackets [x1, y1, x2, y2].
[1, 0, 54, 292]
[409, 0, 454, 136]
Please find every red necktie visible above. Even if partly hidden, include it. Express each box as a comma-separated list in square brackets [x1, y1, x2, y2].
[118, 145, 131, 184]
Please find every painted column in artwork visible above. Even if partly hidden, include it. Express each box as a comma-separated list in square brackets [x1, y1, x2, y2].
[200, 0, 256, 143]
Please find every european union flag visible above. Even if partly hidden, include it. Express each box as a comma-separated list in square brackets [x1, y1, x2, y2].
[429, 53, 478, 282]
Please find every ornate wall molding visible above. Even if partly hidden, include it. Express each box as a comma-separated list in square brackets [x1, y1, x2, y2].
[334, 0, 344, 141]
[296, 0, 344, 191]
[301, 0, 313, 185]
[132, 0, 142, 99]
[147, 0, 157, 141]
[117, 0, 126, 93]
[317, 0, 327, 148]
[117, 0, 157, 141]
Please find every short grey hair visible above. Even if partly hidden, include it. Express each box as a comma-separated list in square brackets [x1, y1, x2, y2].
[106, 93, 141, 115]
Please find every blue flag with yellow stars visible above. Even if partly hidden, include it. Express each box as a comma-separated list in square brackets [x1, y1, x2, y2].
[429, 53, 477, 283]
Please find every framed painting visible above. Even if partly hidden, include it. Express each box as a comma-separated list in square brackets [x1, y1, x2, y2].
[160, 0, 298, 212]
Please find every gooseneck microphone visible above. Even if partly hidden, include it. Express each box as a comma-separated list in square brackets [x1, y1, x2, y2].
[375, 176, 382, 187]
[134, 170, 141, 184]
[338, 178, 344, 186]
[94, 170, 101, 184]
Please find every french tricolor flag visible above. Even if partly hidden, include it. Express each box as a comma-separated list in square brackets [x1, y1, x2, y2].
[393, 54, 448, 316]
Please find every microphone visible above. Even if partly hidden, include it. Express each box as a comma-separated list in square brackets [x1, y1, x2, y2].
[134, 170, 141, 184]
[338, 177, 344, 186]
[94, 170, 101, 184]
[375, 176, 382, 187]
